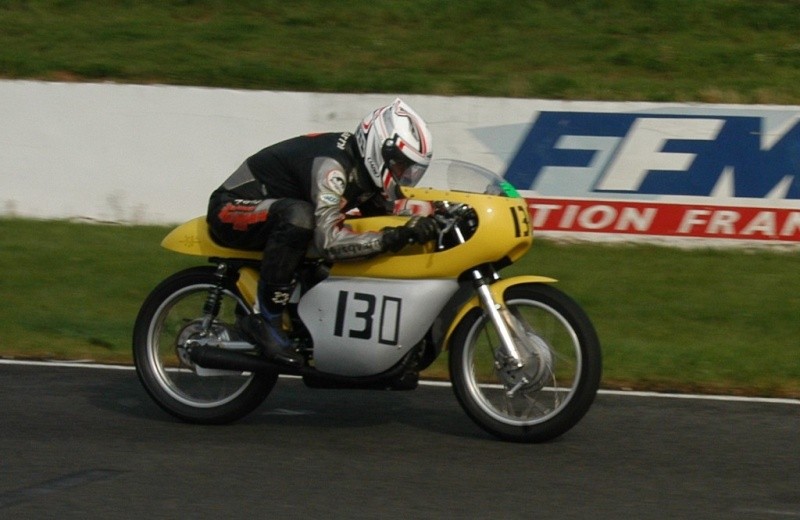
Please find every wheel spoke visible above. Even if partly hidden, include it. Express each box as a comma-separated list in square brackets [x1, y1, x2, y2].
[460, 291, 588, 429]
[133, 268, 279, 424]
[149, 284, 254, 408]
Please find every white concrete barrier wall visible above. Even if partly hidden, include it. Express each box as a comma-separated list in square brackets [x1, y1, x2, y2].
[2, 80, 799, 244]
[0, 80, 528, 223]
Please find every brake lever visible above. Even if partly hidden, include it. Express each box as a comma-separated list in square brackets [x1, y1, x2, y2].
[431, 201, 470, 249]
[433, 210, 462, 249]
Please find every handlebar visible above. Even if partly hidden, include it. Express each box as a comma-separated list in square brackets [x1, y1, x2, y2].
[431, 201, 478, 249]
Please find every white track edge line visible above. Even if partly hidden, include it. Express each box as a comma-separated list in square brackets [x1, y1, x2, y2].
[1, 358, 798, 406]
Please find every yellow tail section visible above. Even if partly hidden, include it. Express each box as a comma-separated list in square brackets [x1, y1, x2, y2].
[160, 216, 262, 261]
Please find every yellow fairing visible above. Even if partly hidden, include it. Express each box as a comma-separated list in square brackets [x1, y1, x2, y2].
[330, 187, 533, 279]
[160, 187, 533, 280]
[161, 216, 262, 261]
[442, 275, 557, 350]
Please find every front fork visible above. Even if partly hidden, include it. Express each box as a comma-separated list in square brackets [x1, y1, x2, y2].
[470, 270, 540, 397]
[471, 271, 526, 369]
[440, 207, 530, 389]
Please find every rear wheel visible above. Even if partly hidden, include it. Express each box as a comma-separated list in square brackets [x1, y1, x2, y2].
[449, 283, 601, 442]
[133, 266, 277, 424]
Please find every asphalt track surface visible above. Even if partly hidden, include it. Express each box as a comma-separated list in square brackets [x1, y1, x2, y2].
[0, 361, 798, 519]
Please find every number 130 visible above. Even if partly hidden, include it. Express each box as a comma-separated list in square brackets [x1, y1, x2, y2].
[333, 290, 402, 346]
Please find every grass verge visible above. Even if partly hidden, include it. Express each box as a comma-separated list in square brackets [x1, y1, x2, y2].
[2, 1, 800, 104]
[1, 218, 797, 397]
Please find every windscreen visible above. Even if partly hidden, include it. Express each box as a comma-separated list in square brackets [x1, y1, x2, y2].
[415, 159, 520, 197]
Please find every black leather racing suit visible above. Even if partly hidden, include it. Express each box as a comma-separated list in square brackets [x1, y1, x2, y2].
[207, 131, 392, 289]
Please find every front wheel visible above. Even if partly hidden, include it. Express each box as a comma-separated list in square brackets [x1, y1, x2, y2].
[449, 283, 601, 442]
[133, 266, 277, 424]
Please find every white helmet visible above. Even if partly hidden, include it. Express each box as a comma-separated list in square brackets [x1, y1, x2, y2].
[355, 98, 433, 195]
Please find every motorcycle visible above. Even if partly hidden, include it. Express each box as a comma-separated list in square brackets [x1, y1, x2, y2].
[132, 159, 601, 442]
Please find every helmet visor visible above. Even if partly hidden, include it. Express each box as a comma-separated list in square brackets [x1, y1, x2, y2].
[387, 157, 428, 187]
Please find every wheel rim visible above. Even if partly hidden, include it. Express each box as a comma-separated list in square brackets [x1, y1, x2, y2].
[145, 283, 255, 408]
[460, 298, 583, 426]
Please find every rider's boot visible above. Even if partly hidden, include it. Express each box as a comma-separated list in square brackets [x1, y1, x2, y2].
[240, 283, 303, 369]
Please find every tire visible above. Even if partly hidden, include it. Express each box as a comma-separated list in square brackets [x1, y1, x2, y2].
[132, 266, 277, 424]
[449, 283, 601, 443]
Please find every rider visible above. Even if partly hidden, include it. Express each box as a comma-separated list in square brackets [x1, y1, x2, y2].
[207, 98, 438, 368]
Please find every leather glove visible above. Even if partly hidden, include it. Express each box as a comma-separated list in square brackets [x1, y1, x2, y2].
[381, 216, 438, 252]
[381, 225, 415, 252]
[406, 216, 438, 244]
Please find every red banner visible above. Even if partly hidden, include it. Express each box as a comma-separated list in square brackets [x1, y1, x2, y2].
[527, 198, 800, 242]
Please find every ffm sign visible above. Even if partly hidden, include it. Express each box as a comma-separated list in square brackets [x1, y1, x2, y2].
[505, 110, 800, 242]
[527, 198, 800, 241]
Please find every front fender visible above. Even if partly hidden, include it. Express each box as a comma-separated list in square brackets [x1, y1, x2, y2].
[442, 275, 557, 350]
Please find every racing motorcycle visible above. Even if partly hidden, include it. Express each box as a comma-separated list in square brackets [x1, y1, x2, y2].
[132, 159, 602, 442]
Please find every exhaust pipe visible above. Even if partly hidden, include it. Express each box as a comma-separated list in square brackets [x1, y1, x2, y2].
[188, 345, 279, 373]
[187, 345, 417, 390]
